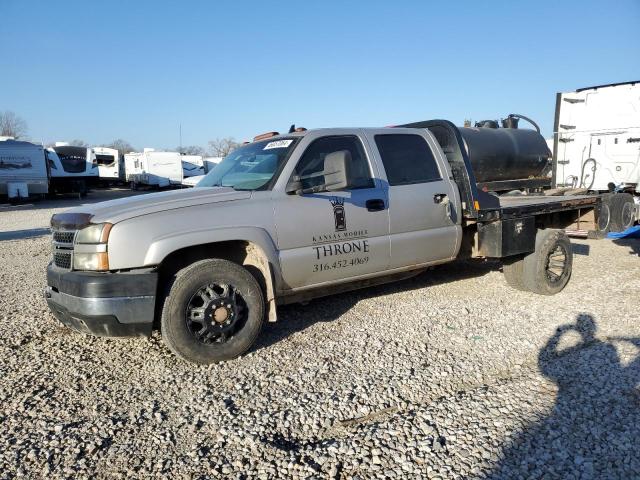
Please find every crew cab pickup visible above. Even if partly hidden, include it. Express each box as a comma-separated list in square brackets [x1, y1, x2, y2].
[45, 124, 600, 363]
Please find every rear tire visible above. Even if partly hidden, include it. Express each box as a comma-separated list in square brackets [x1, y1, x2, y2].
[595, 200, 611, 233]
[522, 229, 573, 295]
[608, 193, 635, 232]
[502, 255, 527, 291]
[161, 259, 265, 364]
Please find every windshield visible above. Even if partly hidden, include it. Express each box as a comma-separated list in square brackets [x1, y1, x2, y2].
[196, 138, 298, 190]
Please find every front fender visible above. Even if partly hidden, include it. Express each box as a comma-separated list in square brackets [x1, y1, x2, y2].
[144, 226, 280, 274]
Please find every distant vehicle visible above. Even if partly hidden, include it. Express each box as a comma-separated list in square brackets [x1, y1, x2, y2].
[0, 139, 48, 200]
[124, 150, 183, 189]
[181, 154, 205, 178]
[48, 145, 99, 196]
[203, 156, 223, 173]
[93, 147, 124, 185]
[553, 81, 639, 230]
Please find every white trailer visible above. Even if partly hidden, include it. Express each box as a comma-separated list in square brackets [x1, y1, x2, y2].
[553, 81, 640, 230]
[124, 150, 183, 189]
[47, 145, 99, 196]
[0, 139, 48, 200]
[93, 147, 123, 184]
[181, 154, 205, 178]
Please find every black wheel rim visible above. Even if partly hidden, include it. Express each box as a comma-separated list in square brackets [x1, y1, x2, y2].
[597, 204, 610, 231]
[185, 282, 247, 344]
[621, 202, 634, 230]
[545, 244, 568, 284]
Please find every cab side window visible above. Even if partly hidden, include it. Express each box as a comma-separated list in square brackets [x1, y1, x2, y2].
[294, 135, 374, 190]
[375, 134, 442, 186]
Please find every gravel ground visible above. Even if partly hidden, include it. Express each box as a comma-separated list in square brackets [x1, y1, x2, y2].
[0, 189, 639, 479]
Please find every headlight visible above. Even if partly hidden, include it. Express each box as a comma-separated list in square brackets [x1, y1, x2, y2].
[75, 223, 113, 244]
[73, 252, 110, 271]
[73, 223, 113, 271]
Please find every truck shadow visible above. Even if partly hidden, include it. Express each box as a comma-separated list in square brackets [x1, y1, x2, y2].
[486, 314, 640, 478]
[252, 259, 500, 353]
[612, 238, 640, 257]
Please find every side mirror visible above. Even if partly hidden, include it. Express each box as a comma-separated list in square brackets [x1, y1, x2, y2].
[285, 177, 302, 195]
[323, 150, 351, 191]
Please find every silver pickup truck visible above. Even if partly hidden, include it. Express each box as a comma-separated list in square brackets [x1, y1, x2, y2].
[45, 123, 600, 363]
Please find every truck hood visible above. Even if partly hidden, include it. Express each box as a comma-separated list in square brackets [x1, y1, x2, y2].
[57, 187, 252, 226]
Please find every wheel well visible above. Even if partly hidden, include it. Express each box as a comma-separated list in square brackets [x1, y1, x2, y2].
[154, 241, 276, 329]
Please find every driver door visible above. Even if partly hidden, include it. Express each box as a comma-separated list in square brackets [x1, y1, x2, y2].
[272, 134, 390, 290]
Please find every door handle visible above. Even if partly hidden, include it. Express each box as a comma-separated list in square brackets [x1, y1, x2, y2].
[433, 193, 448, 204]
[366, 198, 385, 212]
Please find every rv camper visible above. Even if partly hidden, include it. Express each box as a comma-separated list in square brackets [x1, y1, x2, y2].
[93, 147, 123, 185]
[181, 154, 205, 178]
[0, 139, 48, 201]
[124, 149, 183, 189]
[48, 145, 99, 196]
[203, 156, 223, 173]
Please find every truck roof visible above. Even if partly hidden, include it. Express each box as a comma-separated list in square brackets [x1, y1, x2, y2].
[256, 127, 415, 142]
[575, 80, 639, 92]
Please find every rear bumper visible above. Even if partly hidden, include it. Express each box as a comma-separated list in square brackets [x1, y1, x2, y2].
[45, 264, 157, 337]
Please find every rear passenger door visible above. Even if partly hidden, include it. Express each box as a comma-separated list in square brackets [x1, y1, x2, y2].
[368, 131, 460, 269]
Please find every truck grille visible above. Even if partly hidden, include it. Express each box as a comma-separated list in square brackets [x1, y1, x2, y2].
[51, 228, 76, 270]
[53, 231, 76, 244]
[53, 252, 72, 269]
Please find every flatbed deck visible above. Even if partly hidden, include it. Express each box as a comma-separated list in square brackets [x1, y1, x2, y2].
[478, 194, 599, 221]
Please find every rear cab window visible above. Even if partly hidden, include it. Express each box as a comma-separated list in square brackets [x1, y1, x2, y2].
[374, 134, 442, 186]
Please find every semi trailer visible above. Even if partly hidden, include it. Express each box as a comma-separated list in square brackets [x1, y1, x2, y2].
[552, 81, 640, 232]
[46, 121, 601, 364]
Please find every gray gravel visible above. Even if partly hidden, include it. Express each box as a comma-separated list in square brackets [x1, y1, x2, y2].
[1, 189, 639, 479]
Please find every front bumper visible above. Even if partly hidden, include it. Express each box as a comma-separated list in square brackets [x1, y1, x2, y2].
[45, 263, 158, 337]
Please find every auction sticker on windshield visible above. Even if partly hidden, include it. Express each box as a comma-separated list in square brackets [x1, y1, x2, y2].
[263, 140, 293, 150]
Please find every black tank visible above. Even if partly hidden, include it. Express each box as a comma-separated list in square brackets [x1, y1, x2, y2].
[458, 126, 551, 184]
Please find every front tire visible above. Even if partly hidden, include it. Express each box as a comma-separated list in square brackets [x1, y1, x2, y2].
[161, 259, 265, 364]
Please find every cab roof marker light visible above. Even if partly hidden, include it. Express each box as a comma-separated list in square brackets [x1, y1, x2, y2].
[253, 131, 280, 142]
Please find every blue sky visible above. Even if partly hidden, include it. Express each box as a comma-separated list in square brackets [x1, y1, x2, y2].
[2, 0, 639, 149]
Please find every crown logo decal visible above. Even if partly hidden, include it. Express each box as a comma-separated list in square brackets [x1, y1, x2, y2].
[330, 197, 344, 208]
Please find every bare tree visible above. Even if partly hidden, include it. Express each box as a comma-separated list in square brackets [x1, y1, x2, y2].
[0, 111, 28, 139]
[69, 139, 88, 147]
[178, 145, 206, 156]
[103, 139, 135, 155]
[208, 137, 240, 157]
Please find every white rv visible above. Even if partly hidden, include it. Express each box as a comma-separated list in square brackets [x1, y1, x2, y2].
[124, 149, 183, 188]
[48, 145, 99, 196]
[92, 147, 123, 184]
[0, 139, 48, 200]
[553, 81, 640, 229]
[181, 154, 205, 178]
[203, 156, 223, 173]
